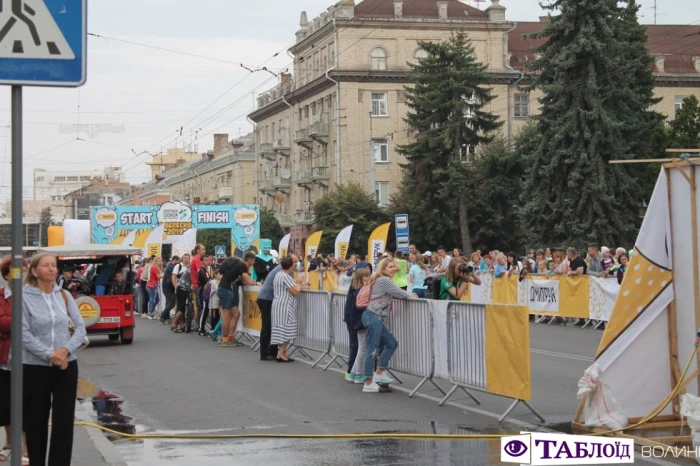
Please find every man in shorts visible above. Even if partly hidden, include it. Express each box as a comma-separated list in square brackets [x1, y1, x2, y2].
[218, 252, 258, 347]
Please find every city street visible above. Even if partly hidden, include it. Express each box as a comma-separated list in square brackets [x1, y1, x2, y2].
[76, 320, 678, 465]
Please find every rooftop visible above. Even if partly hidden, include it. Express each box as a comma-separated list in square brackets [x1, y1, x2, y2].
[354, 0, 488, 19]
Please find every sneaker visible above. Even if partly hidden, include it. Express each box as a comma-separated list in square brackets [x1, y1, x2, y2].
[353, 375, 366, 384]
[363, 381, 380, 393]
[345, 372, 354, 382]
[374, 372, 393, 385]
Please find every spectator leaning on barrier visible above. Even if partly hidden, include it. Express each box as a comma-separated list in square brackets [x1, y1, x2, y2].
[257, 254, 299, 361]
[440, 258, 481, 300]
[392, 251, 409, 291]
[362, 258, 416, 393]
[344, 266, 372, 383]
[408, 252, 428, 298]
[586, 243, 604, 276]
[270, 256, 309, 362]
[160, 256, 179, 324]
[494, 254, 508, 278]
[567, 248, 587, 275]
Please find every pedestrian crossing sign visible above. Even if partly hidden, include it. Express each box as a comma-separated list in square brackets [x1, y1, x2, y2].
[215, 245, 226, 258]
[0, 0, 87, 86]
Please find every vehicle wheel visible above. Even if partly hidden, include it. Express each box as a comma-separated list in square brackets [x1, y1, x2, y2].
[120, 327, 134, 345]
[108, 334, 119, 341]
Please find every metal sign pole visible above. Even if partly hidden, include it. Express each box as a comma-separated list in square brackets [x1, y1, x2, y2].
[10, 85, 23, 466]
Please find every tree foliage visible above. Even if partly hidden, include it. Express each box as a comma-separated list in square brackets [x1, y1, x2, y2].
[313, 183, 390, 257]
[667, 95, 700, 149]
[260, 207, 283, 248]
[39, 207, 52, 247]
[520, 0, 659, 248]
[196, 229, 231, 256]
[396, 31, 502, 255]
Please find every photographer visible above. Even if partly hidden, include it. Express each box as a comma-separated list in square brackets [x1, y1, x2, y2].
[439, 258, 481, 301]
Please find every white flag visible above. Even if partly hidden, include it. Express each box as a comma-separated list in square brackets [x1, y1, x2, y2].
[279, 233, 291, 258]
[335, 225, 353, 260]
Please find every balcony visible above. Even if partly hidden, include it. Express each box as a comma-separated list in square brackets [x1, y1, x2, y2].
[218, 186, 231, 199]
[309, 113, 329, 143]
[259, 143, 276, 161]
[294, 169, 313, 186]
[273, 137, 291, 156]
[293, 128, 313, 149]
[259, 177, 275, 193]
[275, 212, 294, 228]
[272, 175, 292, 192]
[311, 166, 330, 184]
[296, 210, 315, 225]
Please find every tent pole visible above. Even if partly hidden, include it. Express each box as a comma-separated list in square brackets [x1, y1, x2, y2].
[692, 167, 700, 394]
[665, 167, 682, 418]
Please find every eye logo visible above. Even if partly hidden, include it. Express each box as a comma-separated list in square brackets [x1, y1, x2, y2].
[503, 440, 528, 457]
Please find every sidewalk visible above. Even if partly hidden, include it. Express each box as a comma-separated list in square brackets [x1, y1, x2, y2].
[72, 403, 127, 466]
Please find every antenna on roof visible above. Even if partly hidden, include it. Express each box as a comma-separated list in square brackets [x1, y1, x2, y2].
[470, 0, 485, 8]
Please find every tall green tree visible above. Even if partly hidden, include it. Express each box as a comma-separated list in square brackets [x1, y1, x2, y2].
[520, 0, 657, 247]
[667, 95, 700, 149]
[260, 207, 283, 248]
[313, 183, 390, 257]
[396, 32, 502, 255]
[39, 207, 52, 247]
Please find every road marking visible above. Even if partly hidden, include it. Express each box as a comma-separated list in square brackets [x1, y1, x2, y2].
[530, 348, 594, 363]
[0, 0, 75, 59]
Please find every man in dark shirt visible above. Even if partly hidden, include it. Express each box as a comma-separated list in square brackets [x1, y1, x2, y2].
[567, 248, 587, 275]
[160, 256, 179, 324]
[217, 252, 258, 347]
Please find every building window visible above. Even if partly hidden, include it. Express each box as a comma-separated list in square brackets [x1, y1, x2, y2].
[54, 176, 66, 182]
[66, 176, 78, 181]
[36, 176, 45, 182]
[371, 92, 388, 117]
[415, 49, 429, 62]
[372, 139, 388, 162]
[370, 47, 387, 70]
[675, 96, 687, 116]
[375, 181, 389, 206]
[514, 93, 529, 118]
[80, 176, 91, 181]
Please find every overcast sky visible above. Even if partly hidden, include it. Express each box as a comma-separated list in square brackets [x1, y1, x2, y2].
[0, 0, 693, 206]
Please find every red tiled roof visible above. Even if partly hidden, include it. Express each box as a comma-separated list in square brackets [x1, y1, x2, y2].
[509, 22, 700, 74]
[354, 0, 488, 19]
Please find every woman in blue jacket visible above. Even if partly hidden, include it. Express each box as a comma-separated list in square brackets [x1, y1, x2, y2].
[343, 263, 371, 383]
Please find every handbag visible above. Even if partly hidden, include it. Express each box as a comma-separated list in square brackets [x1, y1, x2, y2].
[60, 290, 90, 351]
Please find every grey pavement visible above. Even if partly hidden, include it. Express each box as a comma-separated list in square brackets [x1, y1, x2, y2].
[73, 319, 680, 465]
[72, 402, 126, 466]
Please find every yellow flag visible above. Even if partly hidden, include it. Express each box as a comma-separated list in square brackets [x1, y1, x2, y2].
[305, 230, 323, 271]
[368, 222, 391, 272]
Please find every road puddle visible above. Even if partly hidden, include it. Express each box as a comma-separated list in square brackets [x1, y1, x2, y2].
[77, 379, 136, 440]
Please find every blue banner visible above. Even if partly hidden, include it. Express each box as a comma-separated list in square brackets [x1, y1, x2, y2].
[395, 214, 410, 254]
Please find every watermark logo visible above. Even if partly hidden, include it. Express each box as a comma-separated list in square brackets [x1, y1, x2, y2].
[501, 433, 633, 465]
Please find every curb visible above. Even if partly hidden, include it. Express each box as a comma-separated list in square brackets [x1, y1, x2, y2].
[74, 403, 128, 466]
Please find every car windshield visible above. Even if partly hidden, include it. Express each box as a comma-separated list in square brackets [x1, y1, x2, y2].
[58, 255, 135, 296]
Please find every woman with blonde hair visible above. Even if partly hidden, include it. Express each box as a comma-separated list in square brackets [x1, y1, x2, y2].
[361, 258, 416, 393]
[22, 253, 86, 466]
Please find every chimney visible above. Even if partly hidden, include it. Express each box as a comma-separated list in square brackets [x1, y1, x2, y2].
[485, 0, 506, 22]
[280, 72, 292, 84]
[655, 56, 665, 73]
[437, 1, 448, 19]
[335, 0, 355, 19]
[213, 133, 229, 156]
[393, 0, 403, 17]
[539, 16, 549, 23]
[694, 57, 700, 73]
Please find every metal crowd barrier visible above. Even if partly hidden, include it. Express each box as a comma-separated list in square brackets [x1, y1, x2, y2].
[385, 298, 445, 398]
[324, 292, 350, 371]
[288, 291, 332, 368]
[441, 302, 544, 423]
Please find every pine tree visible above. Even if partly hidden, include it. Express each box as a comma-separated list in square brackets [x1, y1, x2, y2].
[520, 0, 656, 248]
[397, 32, 502, 255]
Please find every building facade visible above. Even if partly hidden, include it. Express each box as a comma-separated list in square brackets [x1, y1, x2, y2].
[165, 133, 257, 206]
[64, 178, 132, 220]
[145, 147, 201, 180]
[33, 167, 124, 201]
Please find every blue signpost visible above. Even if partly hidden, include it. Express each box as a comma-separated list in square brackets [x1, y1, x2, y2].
[1, 2, 87, 464]
[215, 245, 226, 258]
[395, 214, 410, 254]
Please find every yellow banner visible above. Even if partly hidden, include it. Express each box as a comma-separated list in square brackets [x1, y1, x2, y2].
[485, 305, 531, 400]
[307, 270, 322, 291]
[305, 230, 323, 271]
[368, 222, 391, 272]
[323, 271, 338, 292]
[147, 242, 161, 258]
[492, 275, 518, 305]
[242, 288, 262, 332]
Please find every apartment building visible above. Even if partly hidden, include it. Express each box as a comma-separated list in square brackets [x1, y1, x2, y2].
[33, 167, 124, 201]
[249, 0, 517, 251]
[166, 133, 257, 206]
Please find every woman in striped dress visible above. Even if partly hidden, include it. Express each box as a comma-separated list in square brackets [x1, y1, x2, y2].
[271, 256, 309, 362]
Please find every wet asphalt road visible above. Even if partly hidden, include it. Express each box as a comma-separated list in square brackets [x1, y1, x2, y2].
[76, 319, 678, 465]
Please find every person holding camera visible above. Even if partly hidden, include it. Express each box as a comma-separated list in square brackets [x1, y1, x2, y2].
[439, 258, 481, 300]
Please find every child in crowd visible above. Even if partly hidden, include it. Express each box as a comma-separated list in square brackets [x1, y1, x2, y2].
[546, 260, 556, 276]
[348, 268, 372, 384]
[601, 247, 614, 272]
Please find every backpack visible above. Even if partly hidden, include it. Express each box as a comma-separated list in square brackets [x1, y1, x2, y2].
[162, 263, 175, 290]
[355, 283, 372, 309]
[218, 257, 241, 277]
[427, 274, 444, 300]
[177, 265, 192, 291]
